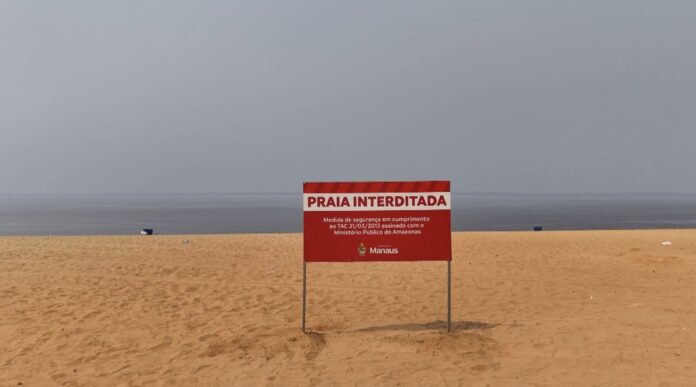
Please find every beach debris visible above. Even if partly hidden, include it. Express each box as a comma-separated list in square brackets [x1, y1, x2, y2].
[661, 241, 672, 246]
[533, 226, 543, 232]
[182, 240, 190, 244]
[141, 228, 154, 235]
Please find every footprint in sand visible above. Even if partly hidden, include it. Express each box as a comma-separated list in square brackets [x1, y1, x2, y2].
[204, 342, 233, 358]
[198, 334, 219, 342]
[148, 336, 173, 351]
[194, 364, 213, 374]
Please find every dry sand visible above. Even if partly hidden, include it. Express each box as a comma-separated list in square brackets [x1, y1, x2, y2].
[1, 230, 696, 386]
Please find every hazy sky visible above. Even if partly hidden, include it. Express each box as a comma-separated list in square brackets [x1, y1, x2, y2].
[1, 1, 695, 194]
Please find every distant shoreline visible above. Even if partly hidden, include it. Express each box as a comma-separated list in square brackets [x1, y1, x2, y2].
[1, 228, 696, 239]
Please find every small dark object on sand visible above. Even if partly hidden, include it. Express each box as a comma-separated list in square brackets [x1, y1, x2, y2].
[534, 226, 543, 232]
[141, 228, 154, 235]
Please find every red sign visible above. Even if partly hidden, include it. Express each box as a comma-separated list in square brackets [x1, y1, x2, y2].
[303, 181, 452, 262]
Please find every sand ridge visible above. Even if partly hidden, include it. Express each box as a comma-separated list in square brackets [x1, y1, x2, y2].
[1, 230, 696, 386]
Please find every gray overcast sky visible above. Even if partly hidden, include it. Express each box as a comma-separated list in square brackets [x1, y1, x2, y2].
[1, 1, 695, 194]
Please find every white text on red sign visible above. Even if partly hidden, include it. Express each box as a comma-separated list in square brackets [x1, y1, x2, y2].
[303, 192, 451, 211]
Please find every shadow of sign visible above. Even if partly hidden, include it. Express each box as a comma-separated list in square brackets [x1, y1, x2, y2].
[350, 320, 498, 333]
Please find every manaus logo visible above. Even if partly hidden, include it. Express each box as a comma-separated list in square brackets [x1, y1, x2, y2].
[357, 243, 367, 257]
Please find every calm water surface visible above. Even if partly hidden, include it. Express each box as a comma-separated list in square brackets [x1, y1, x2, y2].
[1, 194, 696, 235]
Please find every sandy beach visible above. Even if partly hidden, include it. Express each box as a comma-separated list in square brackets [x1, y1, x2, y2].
[1, 230, 695, 386]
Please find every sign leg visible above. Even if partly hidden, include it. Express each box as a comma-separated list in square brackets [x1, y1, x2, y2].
[302, 261, 307, 332]
[447, 260, 451, 332]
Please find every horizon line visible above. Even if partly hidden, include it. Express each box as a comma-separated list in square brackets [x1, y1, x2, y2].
[3, 191, 696, 197]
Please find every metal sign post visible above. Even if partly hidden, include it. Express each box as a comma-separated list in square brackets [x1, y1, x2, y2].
[302, 261, 307, 332]
[447, 260, 451, 332]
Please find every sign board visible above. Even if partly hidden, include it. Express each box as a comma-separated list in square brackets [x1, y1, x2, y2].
[301, 180, 453, 332]
[303, 180, 452, 261]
